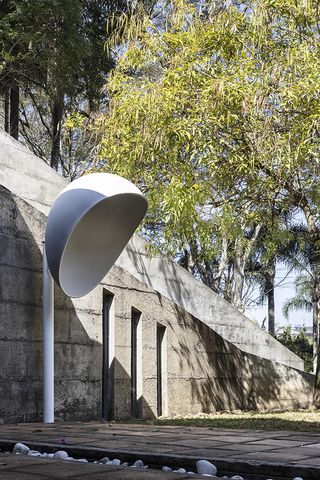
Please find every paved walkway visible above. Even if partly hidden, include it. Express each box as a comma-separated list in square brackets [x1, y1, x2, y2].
[0, 422, 320, 479]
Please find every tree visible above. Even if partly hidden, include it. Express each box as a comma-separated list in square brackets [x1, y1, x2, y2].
[0, 0, 33, 139]
[93, 0, 274, 306]
[0, 0, 150, 172]
[283, 275, 314, 320]
[281, 226, 320, 372]
[247, 231, 278, 336]
[93, 0, 320, 301]
[276, 326, 313, 374]
[250, 212, 301, 336]
[93, 0, 320, 393]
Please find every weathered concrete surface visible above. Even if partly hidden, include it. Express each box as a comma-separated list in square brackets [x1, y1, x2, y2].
[0, 130, 67, 214]
[0, 185, 313, 422]
[103, 266, 313, 417]
[0, 186, 102, 422]
[117, 236, 304, 369]
[0, 130, 303, 370]
[1, 423, 320, 479]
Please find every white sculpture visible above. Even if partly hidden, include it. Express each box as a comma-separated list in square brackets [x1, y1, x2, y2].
[43, 173, 147, 422]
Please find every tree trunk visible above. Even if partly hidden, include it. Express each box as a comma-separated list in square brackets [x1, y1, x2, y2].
[313, 289, 320, 406]
[231, 248, 245, 310]
[50, 93, 64, 171]
[213, 238, 228, 293]
[4, 89, 10, 133]
[297, 198, 320, 403]
[9, 85, 19, 140]
[266, 258, 276, 336]
[231, 224, 262, 311]
[312, 287, 319, 372]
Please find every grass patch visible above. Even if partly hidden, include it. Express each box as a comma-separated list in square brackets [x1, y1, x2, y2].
[125, 410, 320, 432]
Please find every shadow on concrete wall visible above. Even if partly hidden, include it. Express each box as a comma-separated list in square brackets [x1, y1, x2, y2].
[125, 239, 313, 411]
[170, 305, 314, 412]
[0, 187, 155, 423]
[1, 186, 312, 422]
[125, 241, 190, 312]
[111, 357, 155, 421]
[125, 235, 304, 372]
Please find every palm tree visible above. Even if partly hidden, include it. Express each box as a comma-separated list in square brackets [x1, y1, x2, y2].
[283, 274, 319, 372]
[247, 213, 293, 336]
[252, 256, 277, 336]
[282, 226, 320, 373]
[283, 276, 313, 318]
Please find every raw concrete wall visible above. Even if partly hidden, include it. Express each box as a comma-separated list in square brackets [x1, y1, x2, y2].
[0, 186, 102, 422]
[0, 130, 303, 370]
[106, 267, 314, 417]
[0, 130, 66, 214]
[0, 185, 314, 422]
[117, 236, 303, 370]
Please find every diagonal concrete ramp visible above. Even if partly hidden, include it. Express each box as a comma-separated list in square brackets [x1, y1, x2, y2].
[0, 129, 303, 370]
[0, 130, 67, 214]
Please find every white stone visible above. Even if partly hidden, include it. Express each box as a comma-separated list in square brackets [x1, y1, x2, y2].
[12, 443, 30, 455]
[196, 460, 217, 476]
[133, 459, 144, 468]
[27, 450, 41, 457]
[293, 478, 304, 480]
[111, 458, 121, 466]
[230, 476, 244, 480]
[76, 459, 88, 463]
[53, 450, 69, 459]
[162, 466, 172, 472]
[177, 468, 187, 473]
[98, 456, 110, 464]
[187, 473, 196, 475]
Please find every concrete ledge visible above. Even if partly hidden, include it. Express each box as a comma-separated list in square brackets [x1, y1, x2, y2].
[1, 440, 319, 480]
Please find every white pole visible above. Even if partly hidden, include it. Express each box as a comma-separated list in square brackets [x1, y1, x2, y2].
[42, 242, 54, 423]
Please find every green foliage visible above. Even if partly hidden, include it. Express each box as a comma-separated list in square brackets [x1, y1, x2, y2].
[0, 0, 120, 95]
[276, 326, 313, 373]
[283, 275, 313, 319]
[94, 0, 320, 263]
[91, 0, 320, 316]
[0, 0, 143, 172]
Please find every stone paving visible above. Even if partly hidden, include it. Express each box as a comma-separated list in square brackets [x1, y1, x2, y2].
[0, 422, 320, 479]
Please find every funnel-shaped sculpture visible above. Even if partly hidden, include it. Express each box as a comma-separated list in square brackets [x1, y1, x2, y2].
[45, 173, 148, 297]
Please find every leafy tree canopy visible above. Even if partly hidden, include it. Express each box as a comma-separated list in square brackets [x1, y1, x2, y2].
[0, 0, 145, 171]
[94, 0, 320, 262]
